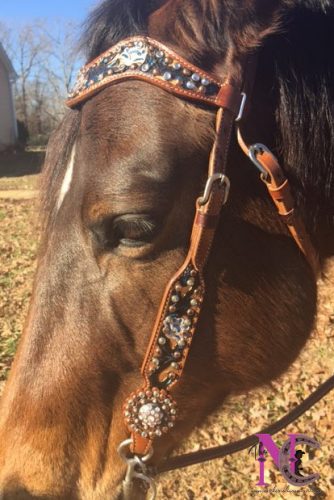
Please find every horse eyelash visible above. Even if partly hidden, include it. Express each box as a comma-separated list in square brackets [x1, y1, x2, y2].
[113, 216, 158, 240]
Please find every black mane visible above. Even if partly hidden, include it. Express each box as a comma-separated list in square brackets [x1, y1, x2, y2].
[273, 4, 334, 249]
[81, 0, 165, 61]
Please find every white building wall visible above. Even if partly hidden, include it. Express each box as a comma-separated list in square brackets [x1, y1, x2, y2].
[0, 57, 17, 150]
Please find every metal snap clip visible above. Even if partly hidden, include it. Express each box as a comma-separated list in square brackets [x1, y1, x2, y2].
[118, 438, 157, 500]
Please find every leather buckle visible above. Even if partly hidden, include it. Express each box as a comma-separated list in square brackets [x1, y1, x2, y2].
[197, 173, 230, 206]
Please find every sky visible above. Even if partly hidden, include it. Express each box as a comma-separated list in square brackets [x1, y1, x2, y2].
[0, 0, 97, 24]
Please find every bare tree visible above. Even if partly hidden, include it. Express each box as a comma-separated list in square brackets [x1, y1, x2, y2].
[42, 21, 80, 123]
[0, 20, 80, 144]
[15, 24, 50, 128]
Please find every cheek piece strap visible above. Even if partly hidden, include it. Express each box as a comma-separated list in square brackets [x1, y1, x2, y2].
[66, 35, 319, 468]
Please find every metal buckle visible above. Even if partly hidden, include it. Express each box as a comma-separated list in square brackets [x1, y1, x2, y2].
[118, 438, 157, 500]
[248, 143, 272, 179]
[198, 173, 230, 206]
[235, 92, 247, 122]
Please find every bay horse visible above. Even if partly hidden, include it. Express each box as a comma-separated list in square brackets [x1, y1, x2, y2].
[0, 0, 333, 498]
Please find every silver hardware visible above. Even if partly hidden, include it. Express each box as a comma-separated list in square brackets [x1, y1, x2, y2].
[117, 46, 149, 67]
[186, 81, 196, 90]
[118, 438, 156, 500]
[248, 143, 272, 179]
[235, 92, 247, 122]
[163, 71, 172, 81]
[198, 173, 230, 206]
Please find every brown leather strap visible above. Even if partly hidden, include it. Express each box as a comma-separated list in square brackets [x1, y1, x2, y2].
[152, 374, 334, 474]
[129, 98, 239, 455]
[237, 130, 319, 277]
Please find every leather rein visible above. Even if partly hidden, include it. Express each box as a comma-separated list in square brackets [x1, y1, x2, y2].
[67, 36, 332, 498]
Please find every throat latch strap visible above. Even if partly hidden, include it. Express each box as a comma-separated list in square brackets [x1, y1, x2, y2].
[237, 130, 319, 277]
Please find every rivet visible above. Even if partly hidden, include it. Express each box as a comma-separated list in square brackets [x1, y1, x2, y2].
[186, 81, 196, 90]
[163, 71, 172, 80]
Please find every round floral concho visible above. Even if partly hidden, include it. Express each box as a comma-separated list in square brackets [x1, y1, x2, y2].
[124, 387, 177, 439]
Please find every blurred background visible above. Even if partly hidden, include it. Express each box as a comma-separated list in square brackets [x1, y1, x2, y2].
[0, 0, 93, 150]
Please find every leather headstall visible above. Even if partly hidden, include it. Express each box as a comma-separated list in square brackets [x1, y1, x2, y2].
[66, 36, 319, 459]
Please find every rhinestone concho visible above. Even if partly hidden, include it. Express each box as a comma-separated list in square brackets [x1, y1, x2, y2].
[124, 387, 177, 439]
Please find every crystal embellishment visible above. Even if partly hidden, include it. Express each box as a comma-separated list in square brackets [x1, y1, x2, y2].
[139, 403, 163, 428]
[163, 314, 191, 342]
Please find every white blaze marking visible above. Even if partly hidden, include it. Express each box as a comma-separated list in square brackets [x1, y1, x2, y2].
[57, 144, 76, 210]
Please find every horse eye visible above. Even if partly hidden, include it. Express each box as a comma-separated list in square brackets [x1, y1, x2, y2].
[92, 215, 159, 249]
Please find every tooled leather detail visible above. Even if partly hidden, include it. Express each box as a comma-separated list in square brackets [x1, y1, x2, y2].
[66, 36, 242, 113]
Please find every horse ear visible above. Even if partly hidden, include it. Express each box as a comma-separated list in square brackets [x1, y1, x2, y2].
[226, 0, 283, 52]
[81, 0, 169, 61]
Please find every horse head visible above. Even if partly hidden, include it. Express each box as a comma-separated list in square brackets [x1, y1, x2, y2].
[0, 0, 333, 498]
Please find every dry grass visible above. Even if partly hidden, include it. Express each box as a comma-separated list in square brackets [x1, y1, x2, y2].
[0, 171, 333, 499]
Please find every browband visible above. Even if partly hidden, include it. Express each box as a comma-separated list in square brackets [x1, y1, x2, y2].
[66, 36, 243, 113]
